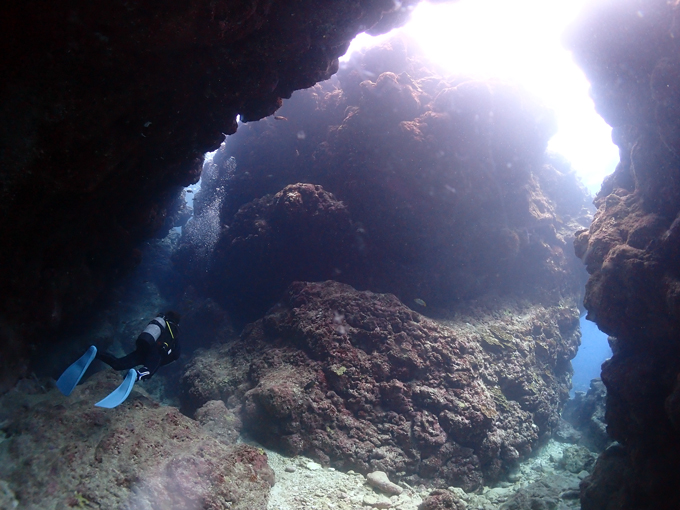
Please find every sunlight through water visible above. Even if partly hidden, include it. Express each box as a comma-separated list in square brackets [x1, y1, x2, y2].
[343, 0, 620, 194]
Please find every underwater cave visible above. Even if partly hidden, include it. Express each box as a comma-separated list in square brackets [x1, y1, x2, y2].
[1, 0, 680, 508]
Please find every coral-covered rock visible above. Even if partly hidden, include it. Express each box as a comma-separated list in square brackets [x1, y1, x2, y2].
[176, 37, 593, 321]
[0, 371, 273, 509]
[195, 399, 243, 445]
[499, 474, 580, 510]
[209, 183, 357, 320]
[180, 280, 580, 490]
[567, 0, 680, 507]
[418, 489, 466, 510]
[561, 379, 610, 452]
[559, 445, 597, 475]
[179, 341, 254, 417]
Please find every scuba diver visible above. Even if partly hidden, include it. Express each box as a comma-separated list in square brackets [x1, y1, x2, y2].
[56, 311, 181, 408]
[97, 311, 181, 380]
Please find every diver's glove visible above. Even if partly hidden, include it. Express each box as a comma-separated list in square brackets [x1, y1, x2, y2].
[136, 368, 151, 381]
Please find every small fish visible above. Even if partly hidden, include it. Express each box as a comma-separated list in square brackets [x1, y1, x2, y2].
[414, 298, 426, 307]
[274, 115, 288, 121]
[186, 189, 193, 193]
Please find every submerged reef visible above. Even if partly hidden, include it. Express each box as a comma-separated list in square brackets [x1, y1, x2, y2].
[567, 0, 680, 507]
[0, 371, 273, 510]
[180, 280, 580, 490]
[176, 37, 594, 322]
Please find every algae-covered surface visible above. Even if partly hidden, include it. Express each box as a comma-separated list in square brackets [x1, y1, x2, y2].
[0, 372, 273, 510]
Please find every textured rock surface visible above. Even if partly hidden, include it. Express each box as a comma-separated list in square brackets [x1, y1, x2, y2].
[418, 489, 466, 510]
[209, 182, 357, 319]
[194, 399, 243, 445]
[561, 378, 610, 452]
[567, 0, 680, 507]
[499, 474, 580, 510]
[367, 471, 404, 495]
[0, 371, 273, 509]
[180, 280, 580, 490]
[559, 445, 597, 475]
[0, 0, 421, 392]
[176, 37, 593, 322]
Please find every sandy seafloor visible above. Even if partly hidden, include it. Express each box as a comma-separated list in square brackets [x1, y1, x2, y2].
[259, 438, 583, 510]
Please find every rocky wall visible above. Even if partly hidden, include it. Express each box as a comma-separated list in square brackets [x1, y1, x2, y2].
[0, 0, 422, 393]
[567, 0, 680, 507]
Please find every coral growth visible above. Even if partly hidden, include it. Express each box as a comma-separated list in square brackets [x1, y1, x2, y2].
[0, 371, 273, 509]
[180, 280, 580, 490]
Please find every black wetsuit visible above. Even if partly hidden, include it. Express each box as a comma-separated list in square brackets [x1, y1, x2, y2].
[97, 315, 180, 379]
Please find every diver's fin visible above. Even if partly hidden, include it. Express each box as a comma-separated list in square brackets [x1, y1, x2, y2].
[56, 345, 97, 396]
[95, 369, 137, 409]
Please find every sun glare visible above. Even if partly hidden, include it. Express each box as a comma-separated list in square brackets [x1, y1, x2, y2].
[343, 0, 619, 194]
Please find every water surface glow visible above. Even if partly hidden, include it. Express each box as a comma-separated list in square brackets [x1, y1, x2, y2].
[344, 0, 619, 194]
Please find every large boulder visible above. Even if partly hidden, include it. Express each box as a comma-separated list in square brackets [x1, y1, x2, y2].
[208, 183, 357, 319]
[180, 280, 580, 490]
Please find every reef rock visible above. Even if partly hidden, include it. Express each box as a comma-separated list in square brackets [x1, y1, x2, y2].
[559, 445, 598, 475]
[0, 371, 273, 510]
[498, 473, 580, 510]
[180, 280, 580, 490]
[209, 183, 357, 319]
[561, 379, 610, 452]
[194, 399, 243, 446]
[567, 0, 680, 507]
[418, 489, 467, 510]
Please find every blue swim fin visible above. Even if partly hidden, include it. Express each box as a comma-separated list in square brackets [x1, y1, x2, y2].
[56, 345, 97, 396]
[95, 369, 137, 408]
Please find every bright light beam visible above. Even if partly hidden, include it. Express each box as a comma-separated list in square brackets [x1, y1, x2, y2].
[343, 0, 619, 194]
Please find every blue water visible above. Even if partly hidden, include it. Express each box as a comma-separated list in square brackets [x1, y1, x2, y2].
[571, 316, 612, 396]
